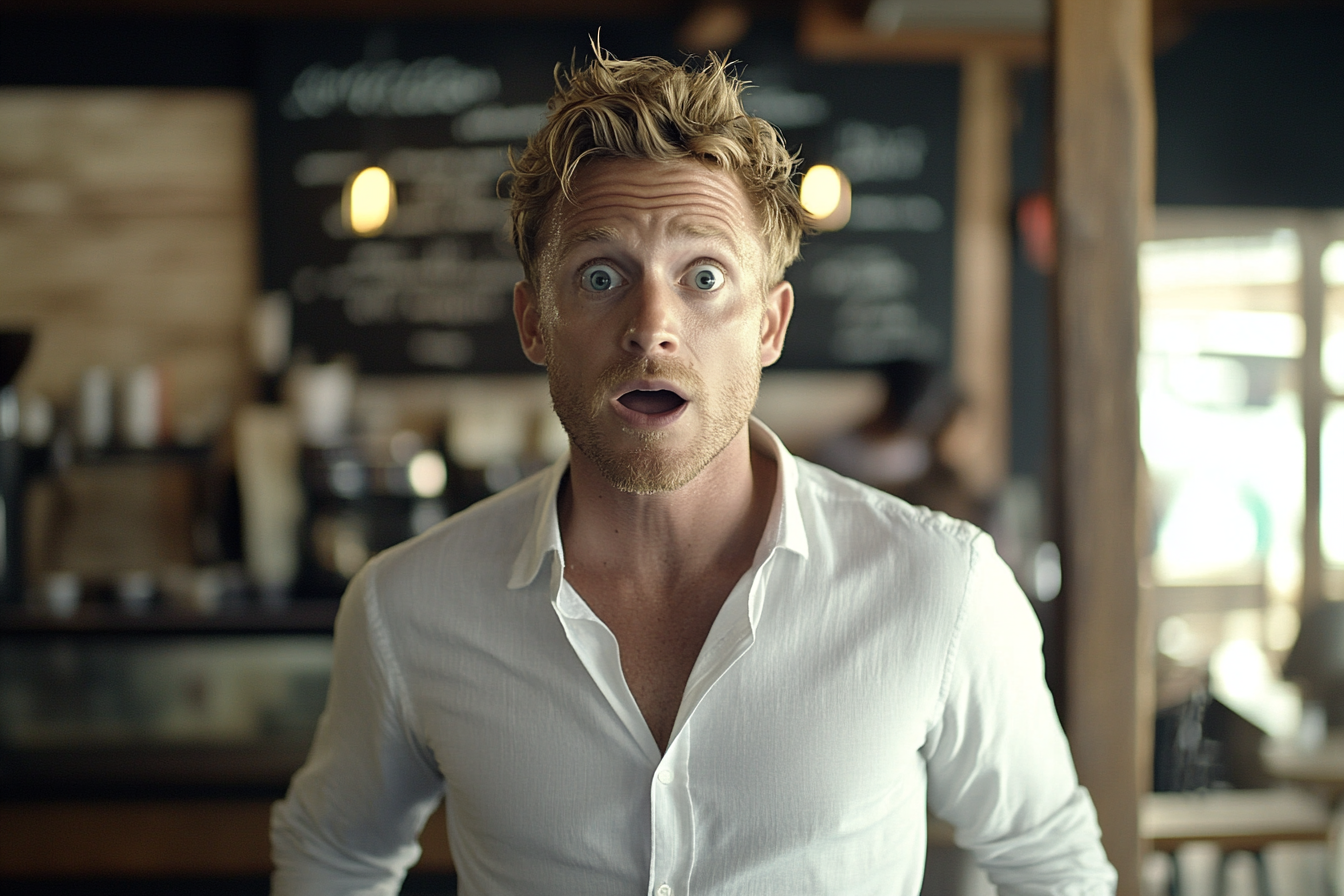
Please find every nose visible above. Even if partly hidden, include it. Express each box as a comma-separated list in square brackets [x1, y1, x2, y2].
[622, 279, 680, 357]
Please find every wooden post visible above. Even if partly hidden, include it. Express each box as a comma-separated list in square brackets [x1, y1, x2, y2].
[1053, 0, 1154, 893]
[1300, 214, 1328, 613]
[951, 50, 1013, 498]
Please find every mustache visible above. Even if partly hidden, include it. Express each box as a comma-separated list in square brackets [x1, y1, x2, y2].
[590, 357, 704, 416]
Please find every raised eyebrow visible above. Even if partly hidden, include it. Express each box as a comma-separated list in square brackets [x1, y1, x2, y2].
[558, 225, 623, 259]
[673, 221, 739, 252]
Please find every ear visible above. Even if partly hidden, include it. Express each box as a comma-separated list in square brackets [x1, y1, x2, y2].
[758, 279, 794, 368]
[513, 280, 548, 366]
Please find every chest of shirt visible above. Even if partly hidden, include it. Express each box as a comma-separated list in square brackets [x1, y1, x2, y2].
[387, 550, 954, 861]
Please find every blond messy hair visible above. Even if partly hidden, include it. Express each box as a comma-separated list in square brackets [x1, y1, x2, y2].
[507, 48, 806, 286]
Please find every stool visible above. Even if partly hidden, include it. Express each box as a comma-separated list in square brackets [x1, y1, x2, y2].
[1141, 789, 1331, 895]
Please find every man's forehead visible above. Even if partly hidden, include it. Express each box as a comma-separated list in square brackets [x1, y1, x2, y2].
[547, 158, 760, 250]
[560, 218, 743, 254]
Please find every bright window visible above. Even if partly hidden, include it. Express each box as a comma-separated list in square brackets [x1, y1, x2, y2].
[1143, 215, 1344, 729]
[1140, 230, 1303, 595]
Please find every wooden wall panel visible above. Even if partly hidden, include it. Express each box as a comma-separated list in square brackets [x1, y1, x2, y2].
[0, 90, 250, 216]
[0, 89, 255, 434]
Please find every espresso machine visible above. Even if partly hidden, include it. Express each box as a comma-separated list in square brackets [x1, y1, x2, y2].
[0, 330, 32, 604]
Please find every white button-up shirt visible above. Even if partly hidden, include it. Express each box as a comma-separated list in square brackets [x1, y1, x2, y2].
[272, 420, 1116, 896]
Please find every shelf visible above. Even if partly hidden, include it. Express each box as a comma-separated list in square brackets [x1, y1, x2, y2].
[0, 743, 313, 800]
[0, 800, 455, 879]
[0, 600, 339, 636]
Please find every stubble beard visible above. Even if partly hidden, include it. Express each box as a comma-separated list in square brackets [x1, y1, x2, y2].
[546, 347, 762, 495]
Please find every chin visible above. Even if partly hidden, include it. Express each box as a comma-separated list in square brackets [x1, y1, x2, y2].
[603, 463, 702, 495]
[584, 443, 705, 494]
[584, 427, 743, 495]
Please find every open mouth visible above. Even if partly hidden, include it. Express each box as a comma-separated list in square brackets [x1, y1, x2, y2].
[617, 389, 686, 416]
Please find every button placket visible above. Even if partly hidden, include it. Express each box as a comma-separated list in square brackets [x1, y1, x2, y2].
[648, 731, 694, 896]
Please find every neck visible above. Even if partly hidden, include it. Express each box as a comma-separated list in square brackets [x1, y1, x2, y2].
[558, 424, 777, 588]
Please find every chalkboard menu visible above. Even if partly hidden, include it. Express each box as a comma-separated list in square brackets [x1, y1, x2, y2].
[734, 31, 959, 367]
[257, 22, 957, 373]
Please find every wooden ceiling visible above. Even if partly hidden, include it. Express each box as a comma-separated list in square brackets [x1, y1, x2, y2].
[0, 0, 1329, 20]
[0, 0, 1331, 62]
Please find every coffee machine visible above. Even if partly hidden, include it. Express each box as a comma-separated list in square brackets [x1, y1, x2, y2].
[0, 330, 33, 604]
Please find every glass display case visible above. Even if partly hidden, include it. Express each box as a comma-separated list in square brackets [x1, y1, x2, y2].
[0, 603, 336, 799]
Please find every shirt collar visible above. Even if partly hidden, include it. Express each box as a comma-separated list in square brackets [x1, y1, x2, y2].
[507, 447, 570, 590]
[749, 417, 809, 564]
[507, 416, 809, 591]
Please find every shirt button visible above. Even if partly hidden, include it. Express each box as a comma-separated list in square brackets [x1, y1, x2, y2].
[656, 767, 674, 785]
[657, 886, 672, 896]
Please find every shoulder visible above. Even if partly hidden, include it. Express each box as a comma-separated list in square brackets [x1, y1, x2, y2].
[359, 467, 551, 607]
[792, 456, 985, 568]
[771, 458, 1013, 715]
[778, 457, 1007, 650]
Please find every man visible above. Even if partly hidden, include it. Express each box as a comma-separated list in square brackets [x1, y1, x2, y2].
[272, 50, 1117, 896]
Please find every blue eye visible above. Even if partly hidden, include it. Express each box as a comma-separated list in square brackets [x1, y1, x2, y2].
[581, 264, 621, 291]
[690, 265, 724, 291]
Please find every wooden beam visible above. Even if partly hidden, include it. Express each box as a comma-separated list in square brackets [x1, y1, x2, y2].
[797, 0, 1047, 65]
[950, 51, 1013, 498]
[1053, 0, 1154, 893]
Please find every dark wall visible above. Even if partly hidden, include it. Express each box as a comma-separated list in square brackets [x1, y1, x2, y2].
[1154, 7, 1344, 208]
[0, 15, 257, 88]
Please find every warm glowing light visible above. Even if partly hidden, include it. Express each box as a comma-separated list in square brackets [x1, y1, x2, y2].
[343, 166, 397, 236]
[801, 165, 842, 217]
[800, 165, 851, 231]
[408, 450, 448, 498]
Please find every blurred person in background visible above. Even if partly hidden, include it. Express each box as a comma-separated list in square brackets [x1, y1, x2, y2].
[814, 358, 988, 528]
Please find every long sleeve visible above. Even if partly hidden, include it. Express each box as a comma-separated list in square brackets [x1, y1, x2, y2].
[921, 533, 1117, 896]
[271, 562, 446, 896]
